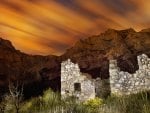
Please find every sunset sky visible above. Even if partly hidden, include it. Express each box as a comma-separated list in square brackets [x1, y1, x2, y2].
[0, 0, 150, 55]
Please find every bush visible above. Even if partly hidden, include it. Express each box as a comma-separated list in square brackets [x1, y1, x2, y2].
[83, 97, 104, 113]
[21, 88, 61, 113]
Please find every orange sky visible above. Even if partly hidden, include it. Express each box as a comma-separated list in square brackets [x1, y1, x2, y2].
[0, 0, 150, 55]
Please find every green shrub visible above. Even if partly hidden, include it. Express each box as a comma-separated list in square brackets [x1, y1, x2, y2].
[21, 88, 61, 113]
[83, 97, 104, 113]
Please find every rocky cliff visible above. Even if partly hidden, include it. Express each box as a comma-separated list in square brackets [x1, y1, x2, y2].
[0, 28, 150, 97]
[0, 38, 60, 98]
[62, 28, 150, 78]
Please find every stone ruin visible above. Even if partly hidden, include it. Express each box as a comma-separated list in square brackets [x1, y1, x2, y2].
[61, 59, 95, 101]
[110, 54, 150, 95]
[61, 54, 150, 101]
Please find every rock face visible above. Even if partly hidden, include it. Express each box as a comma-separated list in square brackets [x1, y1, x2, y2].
[0, 38, 60, 98]
[0, 28, 150, 98]
[110, 54, 150, 95]
[62, 28, 150, 79]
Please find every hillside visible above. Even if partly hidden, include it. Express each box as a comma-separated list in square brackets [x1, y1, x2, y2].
[0, 28, 150, 97]
[62, 28, 150, 78]
[0, 38, 60, 98]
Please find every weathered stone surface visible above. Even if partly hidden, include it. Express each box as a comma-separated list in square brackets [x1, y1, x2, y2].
[110, 54, 150, 95]
[62, 28, 150, 79]
[61, 54, 150, 99]
[61, 59, 95, 101]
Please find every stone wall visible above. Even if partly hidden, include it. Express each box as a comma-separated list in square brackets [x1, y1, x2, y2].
[61, 54, 150, 99]
[110, 54, 150, 95]
[61, 59, 95, 101]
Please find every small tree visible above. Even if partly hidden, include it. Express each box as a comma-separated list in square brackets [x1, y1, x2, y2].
[7, 82, 24, 113]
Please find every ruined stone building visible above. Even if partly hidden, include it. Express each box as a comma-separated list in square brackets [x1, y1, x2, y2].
[61, 59, 95, 101]
[110, 54, 150, 95]
[61, 54, 150, 101]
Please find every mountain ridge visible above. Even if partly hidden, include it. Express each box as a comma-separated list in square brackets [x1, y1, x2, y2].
[0, 28, 150, 97]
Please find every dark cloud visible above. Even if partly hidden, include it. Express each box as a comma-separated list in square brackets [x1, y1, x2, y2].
[101, 0, 136, 15]
[56, 0, 99, 19]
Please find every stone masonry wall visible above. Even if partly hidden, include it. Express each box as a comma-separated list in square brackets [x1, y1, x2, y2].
[110, 54, 150, 95]
[61, 59, 95, 101]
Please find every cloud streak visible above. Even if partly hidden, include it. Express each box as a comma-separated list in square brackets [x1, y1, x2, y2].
[0, 0, 150, 55]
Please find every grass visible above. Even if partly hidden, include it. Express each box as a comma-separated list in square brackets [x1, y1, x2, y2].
[0, 89, 150, 113]
[100, 91, 150, 113]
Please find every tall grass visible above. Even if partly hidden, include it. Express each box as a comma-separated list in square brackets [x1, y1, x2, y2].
[1, 89, 150, 113]
[100, 91, 150, 113]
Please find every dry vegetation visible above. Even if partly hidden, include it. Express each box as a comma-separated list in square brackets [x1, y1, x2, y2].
[0, 88, 150, 113]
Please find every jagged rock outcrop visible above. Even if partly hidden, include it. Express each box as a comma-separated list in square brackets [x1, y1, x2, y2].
[0, 28, 150, 98]
[61, 28, 150, 78]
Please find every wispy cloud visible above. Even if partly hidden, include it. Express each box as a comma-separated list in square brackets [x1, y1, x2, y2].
[0, 0, 149, 55]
